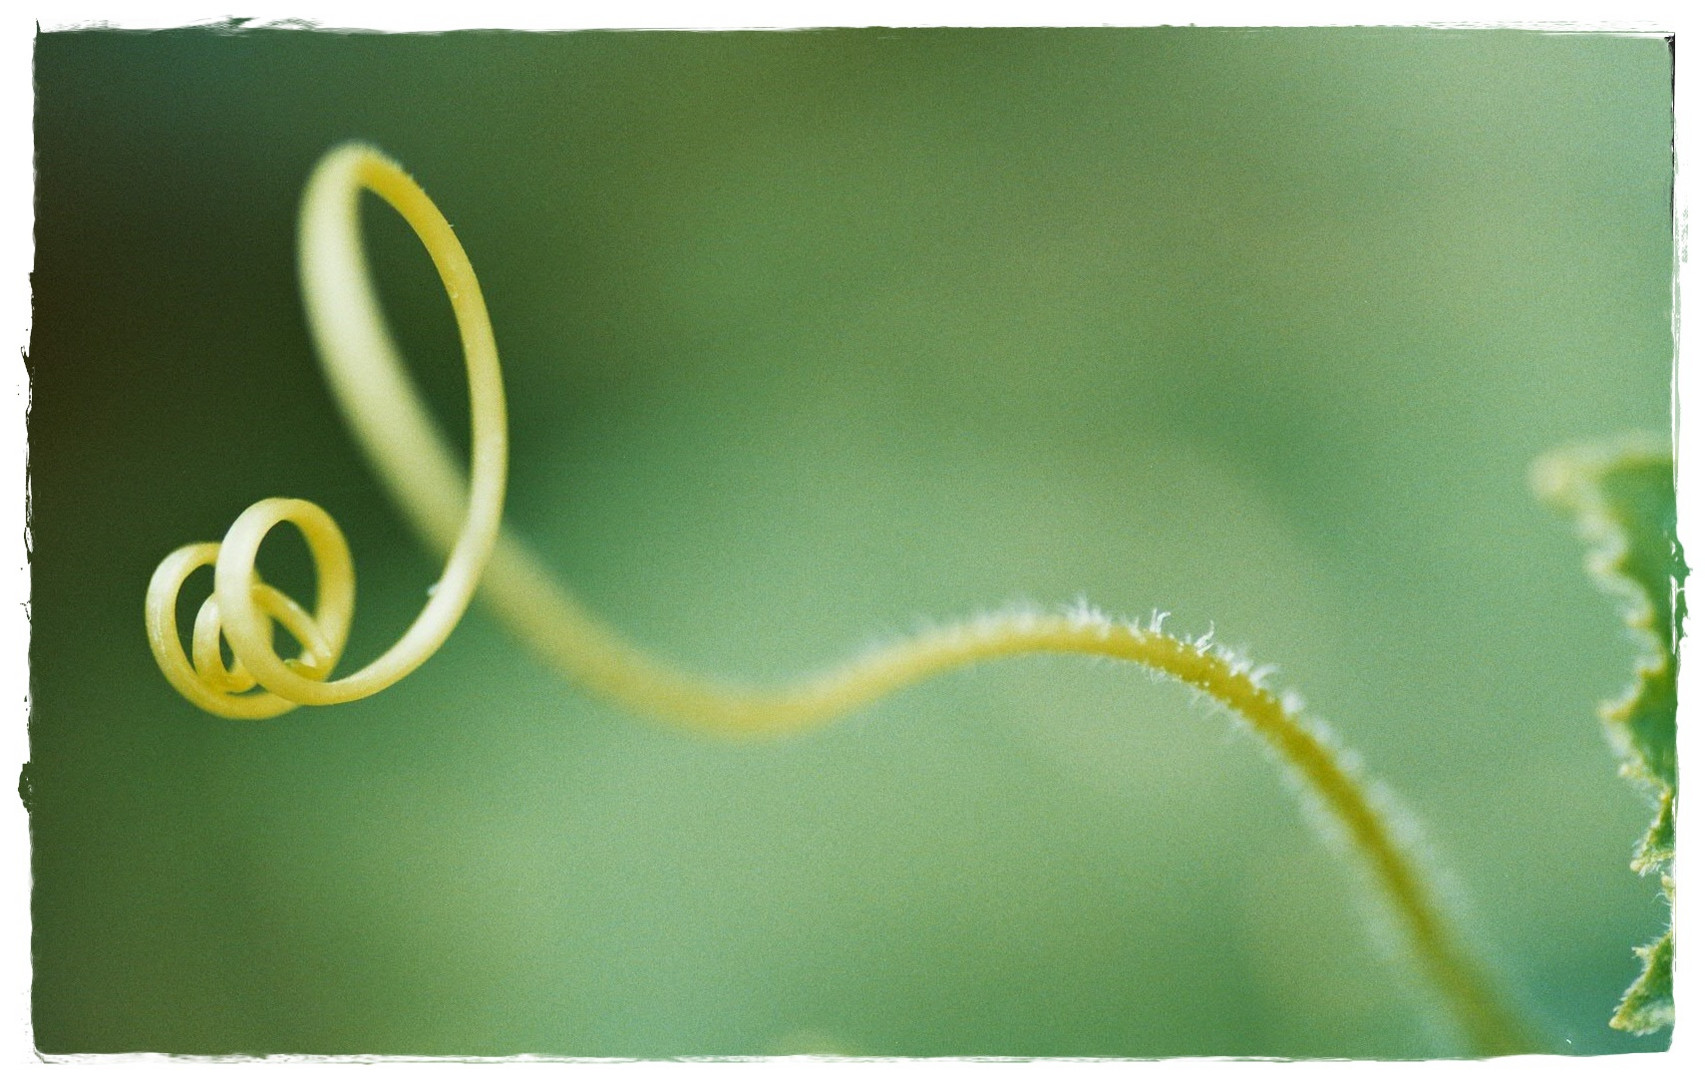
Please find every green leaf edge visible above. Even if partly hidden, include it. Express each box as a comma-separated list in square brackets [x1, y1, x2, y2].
[1533, 434, 1684, 1035]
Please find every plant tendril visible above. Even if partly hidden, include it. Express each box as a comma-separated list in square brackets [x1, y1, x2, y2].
[145, 142, 1538, 1056]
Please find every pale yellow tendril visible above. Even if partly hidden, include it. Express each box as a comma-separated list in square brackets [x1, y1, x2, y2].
[145, 142, 1536, 1056]
[146, 146, 506, 719]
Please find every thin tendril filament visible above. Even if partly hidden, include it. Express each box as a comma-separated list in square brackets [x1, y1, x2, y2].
[144, 143, 1538, 1056]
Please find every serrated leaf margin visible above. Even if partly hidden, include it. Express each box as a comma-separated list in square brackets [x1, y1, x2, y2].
[1534, 435, 1683, 1035]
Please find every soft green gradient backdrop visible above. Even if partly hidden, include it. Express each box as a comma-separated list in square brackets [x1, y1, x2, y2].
[30, 28, 1673, 1056]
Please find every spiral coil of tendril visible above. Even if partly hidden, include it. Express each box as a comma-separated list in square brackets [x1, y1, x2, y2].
[144, 144, 508, 719]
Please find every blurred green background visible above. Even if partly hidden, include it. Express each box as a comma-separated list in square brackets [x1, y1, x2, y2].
[29, 27, 1674, 1057]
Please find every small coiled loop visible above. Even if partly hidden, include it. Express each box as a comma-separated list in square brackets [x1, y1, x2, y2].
[145, 500, 353, 719]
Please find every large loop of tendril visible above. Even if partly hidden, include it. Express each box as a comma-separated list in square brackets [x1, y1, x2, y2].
[144, 145, 508, 719]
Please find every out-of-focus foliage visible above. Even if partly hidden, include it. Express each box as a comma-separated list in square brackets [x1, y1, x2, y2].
[29, 27, 1673, 1057]
[1535, 438, 1684, 1034]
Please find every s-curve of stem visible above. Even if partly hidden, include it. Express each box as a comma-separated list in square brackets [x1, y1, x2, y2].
[145, 142, 1539, 1057]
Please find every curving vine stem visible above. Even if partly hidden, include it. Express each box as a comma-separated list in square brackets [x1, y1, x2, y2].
[145, 143, 1540, 1057]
